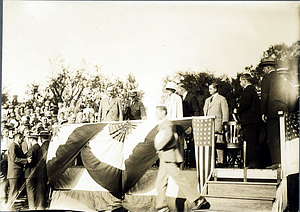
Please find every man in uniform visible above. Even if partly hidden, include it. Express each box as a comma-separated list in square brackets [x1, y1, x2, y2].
[124, 90, 147, 120]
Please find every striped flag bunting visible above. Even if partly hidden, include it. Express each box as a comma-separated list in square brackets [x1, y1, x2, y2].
[46, 118, 192, 199]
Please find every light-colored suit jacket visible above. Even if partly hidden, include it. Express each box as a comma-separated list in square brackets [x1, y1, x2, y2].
[98, 97, 123, 122]
[203, 93, 229, 132]
[154, 118, 183, 163]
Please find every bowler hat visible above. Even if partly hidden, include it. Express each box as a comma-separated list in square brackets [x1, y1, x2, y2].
[165, 82, 177, 91]
[259, 57, 276, 67]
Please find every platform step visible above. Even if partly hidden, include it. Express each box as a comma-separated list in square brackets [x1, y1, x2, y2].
[214, 168, 280, 182]
[207, 181, 277, 199]
[201, 195, 273, 212]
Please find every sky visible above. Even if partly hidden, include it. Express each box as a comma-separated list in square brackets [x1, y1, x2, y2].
[2, 1, 300, 116]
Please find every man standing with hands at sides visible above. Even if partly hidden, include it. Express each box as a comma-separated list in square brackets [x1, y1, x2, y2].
[238, 74, 261, 168]
[203, 83, 229, 167]
[154, 106, 210, 212]
[98, 86, 123, 122]
[260, 57, 295, 169]
[7, 132, 27, 210]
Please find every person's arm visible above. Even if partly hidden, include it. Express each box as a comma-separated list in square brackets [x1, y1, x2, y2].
[9, 144, 27, 165]
[98, 101, 102, 122]
[140, 102, 147, 120]
[154, 121, 174, 151]
[261, 77, 269, 122]
[117, 99, 123, 121]
[221, 98, 229, 123]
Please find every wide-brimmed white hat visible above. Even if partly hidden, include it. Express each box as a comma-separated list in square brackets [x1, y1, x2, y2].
[165, 82, 177, 91]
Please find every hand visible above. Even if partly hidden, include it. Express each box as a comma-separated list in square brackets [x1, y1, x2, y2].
[262, 114, 267, 122]
[233, 108, 237, 113]
[27, 157, 32, 163]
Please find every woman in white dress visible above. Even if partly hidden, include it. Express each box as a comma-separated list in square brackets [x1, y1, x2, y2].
[164, 82, 183, 119]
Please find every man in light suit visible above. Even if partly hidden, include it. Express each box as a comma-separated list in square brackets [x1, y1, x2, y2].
[203, 83, 229, 165]
[98, 86, 123, 122]
[154, 106, 210, 212]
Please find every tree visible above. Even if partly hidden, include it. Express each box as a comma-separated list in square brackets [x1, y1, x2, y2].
[47, 57, 89, 105]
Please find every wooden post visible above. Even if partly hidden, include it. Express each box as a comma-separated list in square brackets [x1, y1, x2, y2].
[278, 111, 285, 180]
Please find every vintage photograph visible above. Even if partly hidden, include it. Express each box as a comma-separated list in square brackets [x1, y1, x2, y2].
[1, 1, 299, 212]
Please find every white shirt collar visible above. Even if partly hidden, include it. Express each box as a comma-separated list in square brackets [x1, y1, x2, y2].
[182, 91, 188, 100]
[244, 84, 251, 89]
[212, 93, 218, 99]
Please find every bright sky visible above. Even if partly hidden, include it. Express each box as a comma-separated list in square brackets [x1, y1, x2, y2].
[2, 1, 300, 116]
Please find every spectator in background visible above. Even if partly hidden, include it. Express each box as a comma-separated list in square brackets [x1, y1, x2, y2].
[124, 90, 147, 120]
[203, 83, 229, 167]
[83, 102, 95, 120]
[238, 74, 261, 168]
[164, 82, 183, 119]
[68, 113, 77, 124]
[0, 130, 10, 208]
[98, 86, 123, 122]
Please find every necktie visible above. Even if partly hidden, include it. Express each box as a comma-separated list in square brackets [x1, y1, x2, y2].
[210, 96, 214, 103]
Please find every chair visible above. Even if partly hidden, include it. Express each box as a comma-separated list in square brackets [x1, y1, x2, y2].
[223, 121, 246, 168]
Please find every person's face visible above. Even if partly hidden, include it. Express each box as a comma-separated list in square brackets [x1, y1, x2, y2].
[23, 128, 30, 137]
[155, 108, 165, 120]
[42, 117, 48, 124]
[240, 78, 247, 88]
[16, 135, 24, 144]
[166, 89, 174, 96]
[2, 130, 9, 137]
[107, 87, 114, 98]
[263, 66, 271, 74]
[209, 85, 217, 95]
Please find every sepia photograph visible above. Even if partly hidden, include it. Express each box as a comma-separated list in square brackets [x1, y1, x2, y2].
[1, 1, 299, 212]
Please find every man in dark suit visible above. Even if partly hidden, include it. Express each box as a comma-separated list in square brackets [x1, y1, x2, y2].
[25, 133, 40, 210]
[177, 83, 200, 117]
[238, 74, 261, 168]
[36, 131, 51, 210]
[260, 57, 295, 169]
[7, 132, 27, 209]
[154, 106, 210, 212]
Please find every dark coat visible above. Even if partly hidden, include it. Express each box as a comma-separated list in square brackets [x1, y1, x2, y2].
[7, 142, 27, 179]
[238, 85, 260, 125]
[261, 71, 294, 118]
[182, 92, 200, 117]
[36, 140, 50, 178]
[25, 143, 40, 178]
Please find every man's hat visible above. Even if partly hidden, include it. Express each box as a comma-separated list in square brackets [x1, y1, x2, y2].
[39, 130, 50, 136]
[29, 132, 39, 139]
[5, 122, 14, 130]
[128, 90, 138, 97]
[259, 57, 277, 67]
[165, 82, 177, 91]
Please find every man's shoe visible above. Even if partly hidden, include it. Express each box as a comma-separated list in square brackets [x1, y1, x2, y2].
[192, 197, 210, 210]
[266, 163, 281, 170]
[157, 206, 170, 212]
